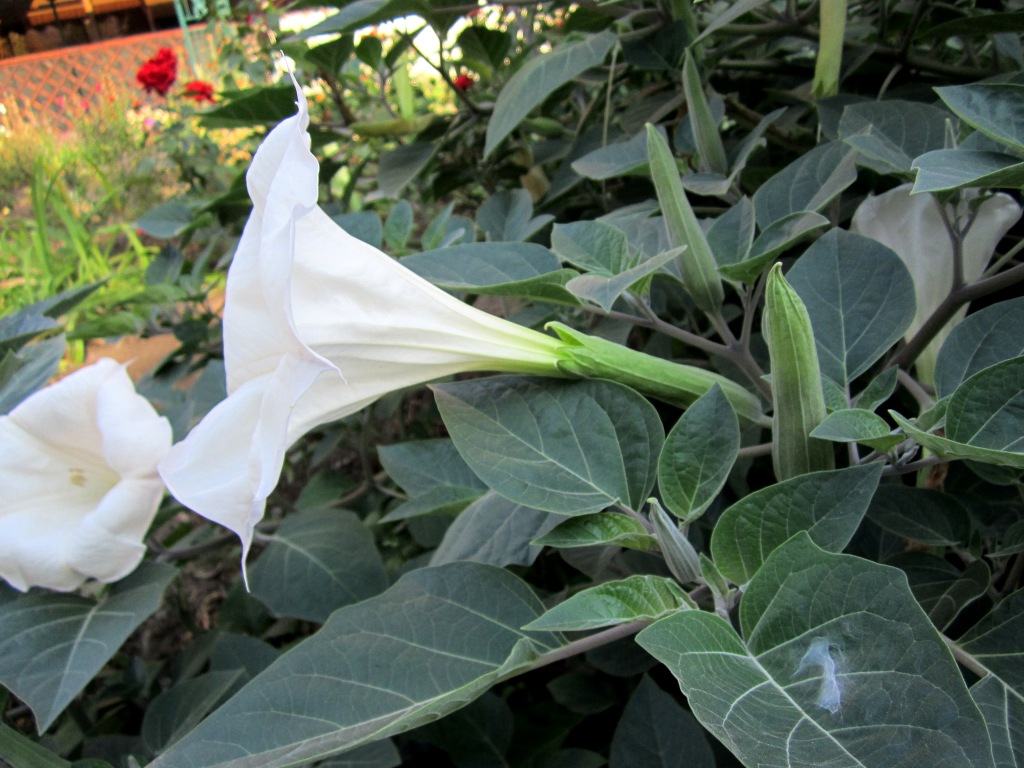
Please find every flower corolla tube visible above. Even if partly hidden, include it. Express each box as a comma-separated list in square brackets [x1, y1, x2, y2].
[0, 359, 172, 592]
[850, 183, 1021, 385]
[158, 80, 568, 574]
[159, 79, 766, 579]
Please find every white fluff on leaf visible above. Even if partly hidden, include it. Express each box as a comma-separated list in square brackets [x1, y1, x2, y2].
[158, 78, 564, 579]
[0, 359, 171, 592]
[851, 183, 1021, 385]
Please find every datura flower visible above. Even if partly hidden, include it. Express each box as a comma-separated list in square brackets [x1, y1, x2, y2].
[0, 359, 172, 592]
[851, 183, 1021, 386]
[159, 78, 765, 579]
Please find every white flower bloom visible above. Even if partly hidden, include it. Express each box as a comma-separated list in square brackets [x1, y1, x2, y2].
[0, 359, 172, 592]
[851, 183, 1021, 385]
[158, 79, 564, 573]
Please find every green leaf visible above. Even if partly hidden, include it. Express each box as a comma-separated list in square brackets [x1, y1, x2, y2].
[787, 229, 916, 385]
[891, 411, 1024, 470]
[380, 484, 485, 522]
[430, 492, 560, 568]
[247, 510, 389, 623]
[810, 409, 903, 452]
[911, 149, 1024, 193]
[936, 83, 1024, 153]
[856, 366, 899, 412]
[0, 721, 71, 768]
[433, 377, 664, 516]
[958, 589, 1024, 706]
[136, 200, 193, 239]
[550, 221, 636, 275]
[150, 563, 563, 768]
[946, 357, 1024, 453]
[0, 562, 176, 732]
[332, 212, 383, 250]
[383, 199, 414, 251]
[477, 189, 554, 242]
[142, 671, 242, 753]
[378, 142, 438, 198]
[571, 129, 650, 180]
[936, 298, 1024, 398]
[417, 692, 513, 766]
[692, 0, 772, 44]
[638, 533, 995, 768]
[706, 196, 755, 269]
[711, 463, 882, 585]
[717, 211, 829, 284]
[200, 85, 298, 128]
[566, 250, 678, 311]
[0, 336, 66, 414]
[658, 385, 739, 522]
[839, 100, 950, 175]
[524, 575, 694, 632]
[378, 438, 487, 496]
[889, 553, 990, 631]
[485, 32, 617, 157]
[752, 141, 859, 228]
[532, 512, 657, 551]
[970, 675, 1024, 768]
[317, 739, 401, 767]
[866, 484, 972, 547]
[608, 676, 715, 768]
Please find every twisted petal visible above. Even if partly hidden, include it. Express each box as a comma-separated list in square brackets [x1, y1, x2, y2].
[0, 359, 171, 592]
[851, 183, 1021, 383]
[159, 79, 562, 570]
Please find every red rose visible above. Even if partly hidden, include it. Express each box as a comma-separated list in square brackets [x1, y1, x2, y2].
[183, 80, 216, 104]
[453, 74, 475, 92]
[136, 48, 177, 96]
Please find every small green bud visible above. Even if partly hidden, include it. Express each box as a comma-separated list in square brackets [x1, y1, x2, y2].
[764, 263, 834, 480]
[682, 50, 728, 175]
[645, 124, 725, 314]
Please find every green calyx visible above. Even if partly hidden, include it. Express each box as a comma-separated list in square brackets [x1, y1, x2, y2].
[547, 322, 767, 426]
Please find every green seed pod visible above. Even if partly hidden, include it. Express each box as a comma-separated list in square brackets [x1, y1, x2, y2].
[682, 50, 728, 175]
[812, 0, 847, 99]
[764, 263, 834, 480]
[645, 124, 725, 314]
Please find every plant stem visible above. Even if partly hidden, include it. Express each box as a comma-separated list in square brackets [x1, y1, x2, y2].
[529, 620, 652, 671]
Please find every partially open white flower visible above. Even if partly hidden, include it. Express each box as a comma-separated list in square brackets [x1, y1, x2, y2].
[0, 358, 172, 592]
[158, 79, 565, 573]
[851, 183, 1021, 385]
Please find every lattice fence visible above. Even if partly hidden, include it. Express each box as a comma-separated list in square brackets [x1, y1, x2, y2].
[0, 26, 215, 133]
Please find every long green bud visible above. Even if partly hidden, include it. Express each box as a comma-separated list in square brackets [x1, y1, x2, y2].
[682, 50, 728, 175]
[812, 0, 847, 99]
[764, 263, 834, 479]
[547, 322, 768, 426]
[645, 124, 725, 314]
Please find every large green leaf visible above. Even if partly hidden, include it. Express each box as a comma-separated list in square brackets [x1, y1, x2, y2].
[0, 562, 176, 732]
[248, 510, 389, 623]
[946, 356, 1024, 453]
[638, 534, 995, 768]
[525, 575, 694, 632]
[377, 438, 487, 495]
[550, 220, 637, 275]
[889, 553, 990, 631]
[0, 721, 71, 768]
[142, 671, 243, 753]
[433, 377, 664, 516]
[477, 189, 555, 243]
[838, 100, 950, 175]
[532, 512, 657, 551]
[658, 385, 739, 522]
[566, 250, 678, 312]
[608, 676, 715, 768]
[571, 129, 651, 180]
[911, 149, 1024, 193]
[970, 676, 1024, 768]
[710, 463, 882, 585]
[402, 242, 579, 305]
[787, 229, 916, 385]
[810, 409, 904, 452]
[151, 563, 563, 768]
[430, 492, 560, 568]
[866, 484, 972, 547]
[485, 32, 617, 157]
[751, 142, 858, 228]
[378, 142, 438, 198]
[936, 83, 1024, 153]
[717, 211, 829, 284]
[936, 298, 1024, 398]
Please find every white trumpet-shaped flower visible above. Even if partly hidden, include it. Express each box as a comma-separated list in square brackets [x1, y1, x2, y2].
[851, 183, 1021, 385]
[0, 358, 172, 592]
[158, 79, 566, 572]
